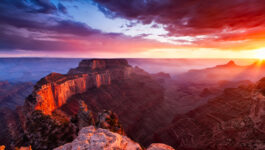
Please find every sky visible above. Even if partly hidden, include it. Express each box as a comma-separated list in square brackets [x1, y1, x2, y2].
[1, 0, 265, 58]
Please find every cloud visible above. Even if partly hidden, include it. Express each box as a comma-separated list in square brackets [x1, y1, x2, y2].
[0, 0, 173, 55]
[31, 0, 57, 14]
[3, 0, 265, 57]
[93, 0, 265, 50]
[93, 0, 265, 34]
[0, 26, 171, 54]
[0, 0, 59, 14]
[58, 3, 67, 14]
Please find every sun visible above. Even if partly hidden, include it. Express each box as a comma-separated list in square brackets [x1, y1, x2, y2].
[254, 49, 265, 60]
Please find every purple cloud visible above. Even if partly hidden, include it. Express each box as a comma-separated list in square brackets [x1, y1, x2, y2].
[93, 0, 265, 36]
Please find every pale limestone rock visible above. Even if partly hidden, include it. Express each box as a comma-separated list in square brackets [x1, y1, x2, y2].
[54, 126, 142, 150]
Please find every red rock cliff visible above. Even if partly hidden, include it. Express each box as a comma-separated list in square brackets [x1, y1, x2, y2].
[27, 59, 132, 115]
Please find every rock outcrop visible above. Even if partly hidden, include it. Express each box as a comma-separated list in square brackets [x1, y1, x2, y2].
[68, 59, 130, 74]
[26, 59, 132, 115]
[54, 126, 174, 150]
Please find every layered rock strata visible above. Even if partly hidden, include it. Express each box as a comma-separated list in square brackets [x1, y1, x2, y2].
[153, 79, 265, 149]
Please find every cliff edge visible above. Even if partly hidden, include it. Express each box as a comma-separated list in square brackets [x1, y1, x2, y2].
[25, 59, 133, 115]
[54, 126, 175, 150]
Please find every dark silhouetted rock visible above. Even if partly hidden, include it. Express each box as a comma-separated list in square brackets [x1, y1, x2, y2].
[96, 110, 124, 135]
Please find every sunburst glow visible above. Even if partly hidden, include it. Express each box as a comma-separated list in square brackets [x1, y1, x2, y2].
[254, 49, 265, 60]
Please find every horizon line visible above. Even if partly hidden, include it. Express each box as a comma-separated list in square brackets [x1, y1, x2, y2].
[0, 56, 261, 60]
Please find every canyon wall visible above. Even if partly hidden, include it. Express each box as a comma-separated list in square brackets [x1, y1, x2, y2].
[27, 59, 132, 115]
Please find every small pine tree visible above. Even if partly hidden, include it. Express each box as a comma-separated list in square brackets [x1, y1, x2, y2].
[77, 100, 95, 129]
[96, 110, 125, 135]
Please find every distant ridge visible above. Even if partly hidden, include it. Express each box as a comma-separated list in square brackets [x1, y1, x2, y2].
[216, 60, 238, 68]
[175, 60, 265, 83]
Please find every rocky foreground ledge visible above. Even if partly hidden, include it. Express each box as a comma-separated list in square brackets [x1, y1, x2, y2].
[54, 126, 175, 150]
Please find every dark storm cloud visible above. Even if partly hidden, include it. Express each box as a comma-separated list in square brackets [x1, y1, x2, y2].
[93, 0, 265, 36]
[0, 0, 66, 31]
[0, 0, 57, 14]
[0, 18, 118, 51]
[0, 12, 100, 37]
[0, 0, 171, 54]
[0, 0, 107, 51]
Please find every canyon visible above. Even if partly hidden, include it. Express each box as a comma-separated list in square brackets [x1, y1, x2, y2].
[153, 80, 265, 149]
[1, 59, 265, 149]
[0, 81, 33, 109]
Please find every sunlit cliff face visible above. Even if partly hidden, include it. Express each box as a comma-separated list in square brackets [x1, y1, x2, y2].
[1, 0, 265, 58]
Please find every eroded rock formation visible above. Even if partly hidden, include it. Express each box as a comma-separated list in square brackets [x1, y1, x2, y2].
[54, 126, 174, 150]
[27, 59, 132, 115]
